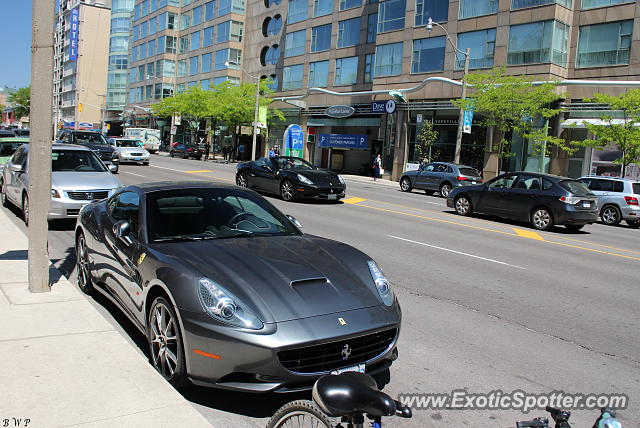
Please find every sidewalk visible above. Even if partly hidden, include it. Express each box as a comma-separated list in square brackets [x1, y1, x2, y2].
[0, 210, 212, 428]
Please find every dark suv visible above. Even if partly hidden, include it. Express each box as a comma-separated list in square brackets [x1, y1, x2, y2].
[56, 130, 119, 173]
[400, 162, 482, 198]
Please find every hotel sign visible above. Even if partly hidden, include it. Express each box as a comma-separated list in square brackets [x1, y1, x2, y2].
[69, 8, 80, 61]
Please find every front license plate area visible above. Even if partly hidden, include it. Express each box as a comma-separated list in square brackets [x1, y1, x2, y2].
[331, 363, 365, 375]
[134, 158, 141, 161]
[582, 201, 591, 208]
[328, 194, 338, 200]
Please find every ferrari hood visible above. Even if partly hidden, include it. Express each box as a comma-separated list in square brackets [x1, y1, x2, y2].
[157, 235, 381, 323]
[295, 170, 341, 186]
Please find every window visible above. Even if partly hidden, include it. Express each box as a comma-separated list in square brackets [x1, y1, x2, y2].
[267, 15, 283, 35]
[220, 0, 246, 14]
[512, 0, 571, 9]
[340, 0, 361, 9]
[266, 44, 280, 64]
[367, 13, 377, 43]
[308, 60, 329, 87]
[202, 52, 212, 73]
[217, 20, 244, 42]
[215, 48, 242, 69]
[190, 31, 201, 51]
[138, 65, 145, 81]
[508, 20, 569, 65]
[311, 24, 332, 52]
[179, 35, 190, 53]
[203, 26, 214, 47]
[111, 17, 130, 33]
[488, 174, 518, 188]
[189, 56, 200, 75]
[110, 35, 129, 53]
[378, 0, 405, 33]
[181, 14, 190, 30]
[205, 1, 215, 20]
[193, 6, 202, 26]
[338, 18, 360, 48]
[364, 53, 374, 82]
[145, 85, 153, 100]
[412, 37, 445, 73]
[178, 59, 187, 76]
[335, 56, 358, 85]
[113, 0, 135, 13]
[149, 16, 156, 35]
[162, 60, 176, 77]
[201, 79, 211, 90]
[140, 20, 148, 38]
[109, 55, 128, 71]
[582, 0, 632, 8]
[282, 64, 304, 90]
[375, 42, 403, 76]
[288, 0, 308, 24]
[157, 36, 165, 53]
[415, 0, 448, 26]
[457, 28, 496, 69]
[459, 0, 497, 19]
[165, 36, 177, 53]
[313, 0, 333, 17]
[577, 20, 632, 68]
[109, 192, 140, 232]
[285, 30, 306, 57]
[213, 76, 240, 86]
[147, 39, 156, 57]
[167, 12, 178, 29]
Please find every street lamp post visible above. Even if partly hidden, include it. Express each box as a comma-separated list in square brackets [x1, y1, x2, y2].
[226, 61, 260, 161]
[426, 17, 470, 165]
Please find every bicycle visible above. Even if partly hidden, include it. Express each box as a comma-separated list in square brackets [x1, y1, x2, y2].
[266, 371, 412, 428]
[516, 406, 623, 428]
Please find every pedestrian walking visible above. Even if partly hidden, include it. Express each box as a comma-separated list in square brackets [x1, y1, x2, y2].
[238, 143, 245, 161]
[268, 146, 276, 157]
[204, 142, 211, 161]
[372, 153, 382, 181]
[223, 145, 228, 161]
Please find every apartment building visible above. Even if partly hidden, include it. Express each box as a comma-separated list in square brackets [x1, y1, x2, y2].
[53, 0, 112, 129]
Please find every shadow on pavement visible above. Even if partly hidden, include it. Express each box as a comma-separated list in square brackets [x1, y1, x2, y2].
[0, 249, 27, 260]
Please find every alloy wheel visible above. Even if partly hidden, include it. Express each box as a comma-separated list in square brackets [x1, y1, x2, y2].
[601, 206, 621, 225]
[236, 172, 248, 187]
[455, 196, 471, 216]
[22, 195, 29, 226]
[281, 180, 294, 201]
[532, 208, 552, 230]
[149, 301, 179, 380]
[1, 180, 7, 207]
[76, 233, 93, 293]
[400, 178, 411, 192]
[440, 183, 452, 198]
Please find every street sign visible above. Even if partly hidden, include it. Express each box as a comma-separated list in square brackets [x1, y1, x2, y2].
[283, 124, 304, 157]
[170, 125, 177, 135]
[252, 122, 267, 128]
[325, 105, 355, 118]
[258, 106, 268, 124]
[318, 134, 369, 149]
[417, 114, 423, 123]
[463, 109, 473, 134]
[173, 115, 181, 126]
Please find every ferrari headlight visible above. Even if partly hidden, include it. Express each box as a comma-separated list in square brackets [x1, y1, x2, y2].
[367, 260, 394, 306]
[337, 175, 345, 184]
[198, 278, 263, 329]
[297, 174, 313, 185]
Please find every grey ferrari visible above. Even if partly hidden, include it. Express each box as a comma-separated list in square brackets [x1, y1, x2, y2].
[75, 181, 401, 392]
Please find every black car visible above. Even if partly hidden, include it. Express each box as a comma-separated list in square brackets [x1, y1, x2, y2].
[56, 130, 119, 173]
[0, 130, 15, 138]
[446, 172, 598, 231]
[236, 156, 346, 202]
[75, 182, 401, 392]
[170, 143, 203, 159]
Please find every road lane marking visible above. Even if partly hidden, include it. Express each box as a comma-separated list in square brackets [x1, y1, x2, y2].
[185, 170, 214, 173]
[388, 235, 526, 269]
[147, 164, 235, 183]
[546, 235, 640, 256]
[121, 171, 145, 177]
[342, 197, 368, 204]
[513, 228, 545, 241]
[148, 165, 187, 173]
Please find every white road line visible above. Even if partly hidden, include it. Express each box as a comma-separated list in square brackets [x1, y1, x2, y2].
[148, 164, 188, 173]
[387, 235, 526, 269]
[121, 171, 145, 177]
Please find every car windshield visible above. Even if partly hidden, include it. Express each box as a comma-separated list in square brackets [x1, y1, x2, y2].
[458, 167, 481, 178]
[72, 132, 109, 146]
[0, 142, 22, 157]
[559, 180, 592, 195]
[52, 150, 108, 172]
[147, 188, 302, 242]
[274, 157, 314, 170]
[118, 140, 143, 147]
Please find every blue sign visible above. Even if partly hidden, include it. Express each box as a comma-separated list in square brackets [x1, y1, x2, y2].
[283, 124, 304, 157]
[69, 8, 80, 61]
[463, 109, 473, 134]
[318, 134, 369, 149]
[371, 100, 396, 114]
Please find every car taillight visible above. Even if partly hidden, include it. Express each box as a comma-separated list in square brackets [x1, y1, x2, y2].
[559, 196, 581, 205]
[457, 176, 470, 181]
[187, 148, 193, 152]
[625, 196, 639, 205]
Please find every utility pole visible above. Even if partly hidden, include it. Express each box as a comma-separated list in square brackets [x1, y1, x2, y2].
[29, 0, 54, 293]
[454, 48, 470, 164]
[251, 80, 260, 161]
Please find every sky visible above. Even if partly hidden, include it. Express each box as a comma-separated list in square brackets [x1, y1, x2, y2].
[0, 2, 33, 89]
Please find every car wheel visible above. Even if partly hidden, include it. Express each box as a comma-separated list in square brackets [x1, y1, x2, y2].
[0, 179, 8, 207]
[531, 207, 553, 231]
[400, 177, 412, 192]
[600, 205, 622, 226]
[236, 172, 248, 188]
[281, 180, 296, 202]
[439, 183, 453, 198]
[565, 224, 584, 232]
[267, 400, 334, 428]
[22, 194, 29, 227]
[76, 232, 94, 294]
[626, 220, 640, 229]
[454, 195, 473, 216]
[148, 297, 189, 389]
[143, 162, 149, 166]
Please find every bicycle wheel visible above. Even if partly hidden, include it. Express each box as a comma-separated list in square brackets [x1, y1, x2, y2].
[266, 400, 334, 428]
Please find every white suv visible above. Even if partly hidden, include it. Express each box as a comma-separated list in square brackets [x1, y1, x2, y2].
[578, 176, 640, 228]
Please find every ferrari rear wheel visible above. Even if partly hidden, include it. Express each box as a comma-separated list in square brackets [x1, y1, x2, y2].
[236, 172, 248, 187]
[267, 400, 333, 428]
[281, 180, 296, 202]
[22, 194, 29, 226]
[1, 179, 8, 207]
[148, 297, 189, 389]
[76, 232, 94, 294]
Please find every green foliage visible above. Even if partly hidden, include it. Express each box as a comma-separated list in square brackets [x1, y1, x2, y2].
[415, 121, 439, 162]
[577, 90, 640, 177]
[7, 86, 30, 119]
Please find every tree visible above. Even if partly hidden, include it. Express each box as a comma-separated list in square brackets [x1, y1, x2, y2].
[415, 120, 439, 162]
[7, 86, 30, 119]
[152, 86, 215, 142]
[453, 67, 563, 176]
[577, 90, 640, 178]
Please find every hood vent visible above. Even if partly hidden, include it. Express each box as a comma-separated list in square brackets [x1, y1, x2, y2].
[289, 277, 329, 287]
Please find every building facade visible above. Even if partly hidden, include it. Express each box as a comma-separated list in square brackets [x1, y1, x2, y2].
[53, 0, 112, 130]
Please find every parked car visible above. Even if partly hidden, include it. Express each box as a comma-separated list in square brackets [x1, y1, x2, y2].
[236, 156, 346, 202]
[446, 172, 598, 231]
[1, 143, 121, 225]
[114, 138, 150, 165]
[12, 129, 29, 136]
[0, 137, 28, 166]
[578, 176, 640, 228]
[170, 143, 203, 159]
[74, 182, 400, 391]
[0, 130, 15, 138]
[400, 162, 483, 198]
[56, 130, 120, 173]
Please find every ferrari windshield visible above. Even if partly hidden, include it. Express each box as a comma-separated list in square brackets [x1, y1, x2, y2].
[52, 150, 108, 172]
[273, 157, 314, 170]
[147, 188, 301, 242]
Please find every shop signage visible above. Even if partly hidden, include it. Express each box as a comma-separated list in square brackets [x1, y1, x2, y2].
[69, 8, 80, 61]
[463, 109, 473, 134]
[325, 105, 355, 118]
[371, 100, 396, 114]
[318, 134, 369, 149]
[283, 124, 304, 157]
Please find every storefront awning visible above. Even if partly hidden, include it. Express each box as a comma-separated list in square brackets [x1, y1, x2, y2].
[560, 118, 638, 128]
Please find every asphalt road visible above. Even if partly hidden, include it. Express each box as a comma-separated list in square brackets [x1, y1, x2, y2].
[5, 154, 639, 428]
